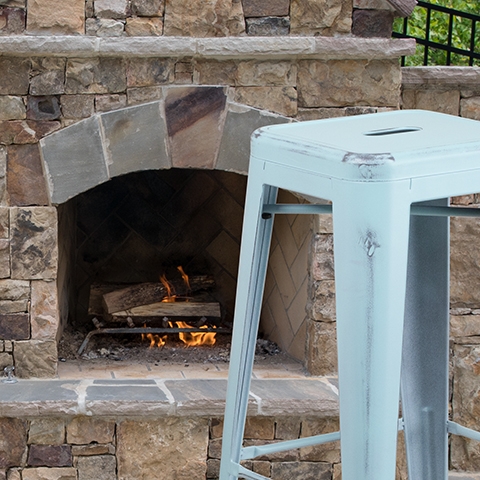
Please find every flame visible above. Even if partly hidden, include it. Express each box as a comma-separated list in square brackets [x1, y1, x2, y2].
[141, 269, 216, 348]
[171, 320, 216, 347]
[160, 274, 176, 303]
[177, 266, 190, 293]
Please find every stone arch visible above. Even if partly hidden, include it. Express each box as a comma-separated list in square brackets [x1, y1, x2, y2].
[39, 86, 291, 205]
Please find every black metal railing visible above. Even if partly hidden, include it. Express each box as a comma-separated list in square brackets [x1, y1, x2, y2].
[393, 1, 480, 66]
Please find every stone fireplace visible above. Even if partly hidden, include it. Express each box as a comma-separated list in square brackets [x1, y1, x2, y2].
[0, 34, 413, 379]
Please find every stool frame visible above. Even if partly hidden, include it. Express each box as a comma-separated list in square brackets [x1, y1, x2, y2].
[219, 110, 480, 480]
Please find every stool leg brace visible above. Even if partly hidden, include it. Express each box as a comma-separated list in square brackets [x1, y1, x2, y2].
[219, 172, 480, 480]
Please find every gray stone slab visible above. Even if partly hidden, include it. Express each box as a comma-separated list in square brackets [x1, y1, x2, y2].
[0, 380, 80, 416]
[86, 384, 167, 402]
[40, 116, 108, 204]
[100, 102, 170, 178]
[165, 379, 230, 416]
[250, 379, 339, 416]
[216, 103, 290, 174]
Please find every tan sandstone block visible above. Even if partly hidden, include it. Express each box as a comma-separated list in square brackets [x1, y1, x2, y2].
[66, 417, 115, 445]
[233, 86, 297, 116]
[306, 319, 337, 376]
[402, 89, 460, 115]
[451, 216, 480, 307]
[14, 340, 57, 378]
[297, 59, 401, 108]
[0, 418, 27, 469]
[22, 468, 76, 480]
[125, 17, 163, 35]
[31, 280, 59, 340]
[461, 96, 480, 121]
[290, 0, 352, 35]
[26, 0, 85, 34]
[28, 418, 65, 445]
[164, 0, 245, 37]
[117, 417, 209, 480]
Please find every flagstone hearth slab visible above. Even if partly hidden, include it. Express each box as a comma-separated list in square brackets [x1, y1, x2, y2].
[0, 378, 339, 418]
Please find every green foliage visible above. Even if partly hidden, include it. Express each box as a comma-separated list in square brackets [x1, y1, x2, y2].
[393, 0, 480, 66]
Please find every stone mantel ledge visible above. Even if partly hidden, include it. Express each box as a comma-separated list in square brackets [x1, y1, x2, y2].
[0, 378, 339, 418]
[402, 66, 480, 88]
[0, 35, 416, 60]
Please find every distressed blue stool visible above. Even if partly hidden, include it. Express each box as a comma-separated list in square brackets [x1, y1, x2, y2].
[219, 110, 480, 480]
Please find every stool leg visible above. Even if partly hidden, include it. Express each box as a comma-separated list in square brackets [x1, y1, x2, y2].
[332, 180, 412, 480]
[401, 199, 449, 480]
[219, 179, 277, 480]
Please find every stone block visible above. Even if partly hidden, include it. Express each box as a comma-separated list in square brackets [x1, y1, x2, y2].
[126, 58, 175, 87]
[451, 217, 480, 307]
[297, 59, 401, 108]
[71, 444, 115, 456]
[10, 207, 57, 280]
[6, 469, 20, 480]
[234, 86, 297, 116]
[85, 18, 125, 36]
[125, 16, 163, 35]
[0, 120, 61, 145]
[26, 0, 84, 34]
[77, 455, 116, 480]
[290, 0, 352, 35]
[0, 313, 29, 340]
[216, 103, 288, 174]
[0, 96, 25, 120]
[0, 240, 9, 279]
[21, 468, 77, 480]
[312, 234, 334, 281]
[402, 88, 460, 115]
[0, 58, 29, 95]
[0, 209, 7, 236]
[461, 97, 480, 121]
[0, 149, 6, 207]
[310, 280, 336, 321]
[101, 101, 169, 177]
[94, 93, 127, 112]
[300, 418, 340, 462]
[246, 16, 290, 35]
[28, 418, 65, 445]
[0, 7, 25, 34]
[306, 319, 337, 375]
[252, 461, 271, 477]
[244, 417, 275, 439]
[14, 340, 57, 378]
[352, 8, 394, 37]
[163, 0, 245, 36]
[60, 95, 95, 119]
[275, 418, 301, 440]
[0, 352, 13, 369]
[31, 280, 58, 340]
[206, 458, 220, 479]
[126, 86, 163, 105]
[40, 116, 108, 204]
[7, 143, 49, 206]
[66, 417, 115, 445]
[95, 0, 129, 18]
[30, 58, 65, 96]
[0, 280, 30, 313]
[165, 86, 227, 169]
[0, 418, 27, 468]
[117, 418, 209, 480]
[271, 461, 332, 480]
[242, 0, 289, 17]
[236, 61, 296, 87]
[27, 95, 61, 120]
[131, 0, 164, 16]
[27, 445, 72, 467]
[194, 60, 238, 85]
[66, 58, 126, 95]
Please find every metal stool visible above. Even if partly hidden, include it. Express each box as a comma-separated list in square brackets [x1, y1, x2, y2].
[219, 110, 480, 480]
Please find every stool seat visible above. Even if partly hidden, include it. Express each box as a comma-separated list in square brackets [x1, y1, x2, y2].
[219, 110, 480, 480]
[252, 109, 480, 183]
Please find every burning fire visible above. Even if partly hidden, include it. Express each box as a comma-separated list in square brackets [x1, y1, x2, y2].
[171, 321, 216, 347]
[142, 267, 217, 347]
